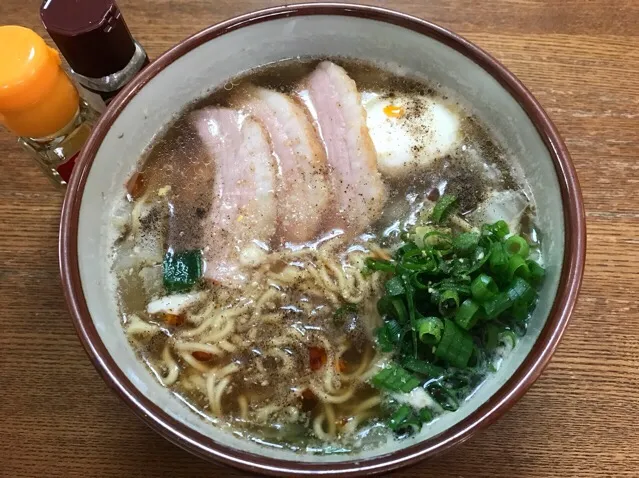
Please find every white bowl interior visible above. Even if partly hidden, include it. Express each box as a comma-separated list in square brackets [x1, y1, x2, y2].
[76, 14, 564, 463]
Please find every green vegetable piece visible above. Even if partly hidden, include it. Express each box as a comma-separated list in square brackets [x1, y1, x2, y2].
[453, 232, 480, 256]
[467, 246, 491, 274]
[489, 242, 509, 276]
[415, 316, 444, 344]
[163, 249, 202, 293]
[435, 279, 471, 297]
[505, 276, 536, 304]
[484, 323, 501, 351]
[527, 260, 546, 285]
[413, 225, 435, 248]
[430, 194, 458, 224]
[402, 357, 445, 379]
[365, 257, 395, 272]
[400, 248, 437, 272]
[385, 276, 406, 296]
[422, 231, 453, 251]
[411, 271, 432, 290]
[507, 254, 531, 280]
[499, 330, 517, 349]
[511, 299, 530, 321]
[418, 408, 433, 422]
[471, 274, 498, 301]
[438, 289, 460, 317]
[376, 320, 403, 352]
[482, 220, 510, 239]
[426, 382, 459, 411]
[505, 234, 530, 257]
[371, 365, 421, 393]
[455, 299, 481, 330]
[378, 296, 409, 324]
[388, 404, 413, 431]
[403, 276, 419, 357]
[492, 220, 510, 238]
[394, 242, 420, 260]
[482, 292, 513, 319]
[434, 319, 474, 368]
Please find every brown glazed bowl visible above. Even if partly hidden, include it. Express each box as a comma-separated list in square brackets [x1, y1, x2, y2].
[59, 3, 585, 476]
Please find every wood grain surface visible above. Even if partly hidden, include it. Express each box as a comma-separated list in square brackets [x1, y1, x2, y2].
[1, 1, 637, 477]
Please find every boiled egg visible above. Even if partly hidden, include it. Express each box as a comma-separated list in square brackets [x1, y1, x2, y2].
[362, 92, 461, 178]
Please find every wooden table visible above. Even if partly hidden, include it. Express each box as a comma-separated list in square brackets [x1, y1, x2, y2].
[1, 1, 637, 476]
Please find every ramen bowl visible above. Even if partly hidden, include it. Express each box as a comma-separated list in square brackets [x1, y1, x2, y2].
[59, 4, 585, 476]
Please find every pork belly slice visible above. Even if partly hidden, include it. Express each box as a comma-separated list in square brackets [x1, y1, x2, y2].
[231, 85, 331, 243]
[301, 61, 387, 237]
[192, 107, 277, 286]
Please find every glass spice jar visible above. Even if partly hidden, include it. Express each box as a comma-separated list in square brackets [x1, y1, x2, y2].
[0, 26, 100, 188]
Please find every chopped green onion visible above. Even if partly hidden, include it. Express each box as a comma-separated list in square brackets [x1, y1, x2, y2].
[365, 257, 395, 272]
[376, 295, 392, 317]
[394, 242, 420, 260]
[453, 232, 480, 256]
[368, 214, 545, 424]
[482, 292, 513, 319]
[467, 245, 491, 274]
[505, 235, 530, 258]
[435, 279, 471, 297]
[388, 405, 413, 431]
[426, 382, 459, 411]
[430, 194, 458, 224]
[528, 260, 546, 285]
[482, 220, 509, 239]
[401, 357, 445, 378]
[378, 296, 409, 324]
[401, 249, 437, 272]
[489, 242, 509, 276]
[471, 274, 498, 301]
[511, 299, 530, 321]
[493, 220, 510, 238]
[403, 277, 419, 356]
[411, 271, 432, 290]
[418, 408, 433, 422]
[422, 231, 453, 251]
[505, 276, 536, 305]
[455, 299, 481, 330]
[163, 249, 202, 293]
[434, 319, 474, 368]
[438, 289, 460, 317]
[385, 276, 405, 296]
[508, 254, 531, 280]
[376, 319, 403, 352]
[484, 323, 501, 351]
[498, 330, 517, 349]
[371, 365, 421, 393]
[387, 404, 433, 433]
[415, 316, 444, 344]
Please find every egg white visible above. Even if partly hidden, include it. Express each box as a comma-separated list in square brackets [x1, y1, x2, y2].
[362, 92, 461, 178]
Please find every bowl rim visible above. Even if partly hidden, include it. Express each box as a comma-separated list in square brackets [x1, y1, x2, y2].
[59, 3, 586, 476]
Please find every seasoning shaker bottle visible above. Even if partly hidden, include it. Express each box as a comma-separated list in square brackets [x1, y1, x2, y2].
[0, 26, 99, 188]
[41, 0, 149, 111]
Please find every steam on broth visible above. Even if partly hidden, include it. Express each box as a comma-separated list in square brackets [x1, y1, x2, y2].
[111, 58, 544, 453]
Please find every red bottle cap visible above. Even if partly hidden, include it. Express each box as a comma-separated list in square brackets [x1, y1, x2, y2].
[40, 0, 137, 79]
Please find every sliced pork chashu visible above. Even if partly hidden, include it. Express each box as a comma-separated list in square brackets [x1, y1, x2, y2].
[231, 85, 331, 243]
[301, 61, 387, 238]
[192, 107, 277, 286]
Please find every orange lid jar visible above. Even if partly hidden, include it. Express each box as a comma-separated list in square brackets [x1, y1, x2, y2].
[0, 25, 80, 138]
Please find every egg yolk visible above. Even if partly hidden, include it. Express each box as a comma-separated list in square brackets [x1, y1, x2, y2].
[383, 104, 405, 118]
